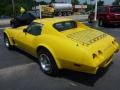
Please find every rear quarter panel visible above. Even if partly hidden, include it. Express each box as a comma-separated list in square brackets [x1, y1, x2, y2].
[35, 33, 93, 69]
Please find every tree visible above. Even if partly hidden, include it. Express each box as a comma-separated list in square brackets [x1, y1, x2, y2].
[51, 0, 56, 3]
[39, 1, 47, 5]
[83, 1, 94, 12]
[0, 0, 34, 16]
[83, 1, 87, 5]
[112, 0, 120, 5]
[97, 0, 104, 6]
[0, 0, 13, 16]
[71, 0, 80, 5]
[84, 0, 104, 12]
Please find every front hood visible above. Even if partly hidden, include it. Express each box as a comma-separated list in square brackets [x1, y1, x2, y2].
[62, 28, 107, 46]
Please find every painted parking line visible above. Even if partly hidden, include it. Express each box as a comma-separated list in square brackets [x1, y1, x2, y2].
[0, 63, 37, 76]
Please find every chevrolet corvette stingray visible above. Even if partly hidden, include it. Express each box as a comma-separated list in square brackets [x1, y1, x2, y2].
[3, 18, 119, 75]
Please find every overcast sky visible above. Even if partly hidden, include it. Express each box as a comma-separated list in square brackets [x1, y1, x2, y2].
[36, 0, 114, 5]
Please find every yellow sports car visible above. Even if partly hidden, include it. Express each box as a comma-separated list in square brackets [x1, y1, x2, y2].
[4, 18, 119, 75]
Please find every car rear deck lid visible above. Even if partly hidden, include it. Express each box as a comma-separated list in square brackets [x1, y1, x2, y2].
[67, 30, 107, 46]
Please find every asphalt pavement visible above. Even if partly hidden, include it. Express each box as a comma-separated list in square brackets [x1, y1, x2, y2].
[0, 22, 120, 90]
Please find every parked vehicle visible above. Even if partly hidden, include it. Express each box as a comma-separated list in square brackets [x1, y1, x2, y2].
[88, 6, 120, 27]
[28, 10, 40, 18]
[4, 18, 119, 75]
[10, 12, 36, 28]
[41, 3, 73, 17]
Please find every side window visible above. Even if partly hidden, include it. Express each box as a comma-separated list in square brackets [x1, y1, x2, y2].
[101, 7, 107, 13]
[27, 24, 42, 36]
[98, 7, 107, 13]
[55, 23, 64, 30]
[98, 7, 103, 13]
[97, 7, 101, 13]
[54, 21, 77, 31]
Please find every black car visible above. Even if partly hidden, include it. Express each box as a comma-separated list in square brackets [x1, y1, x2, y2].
[10, 12, 36, 28]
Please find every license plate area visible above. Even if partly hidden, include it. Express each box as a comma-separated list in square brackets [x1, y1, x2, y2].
[100, 55, 113, 68]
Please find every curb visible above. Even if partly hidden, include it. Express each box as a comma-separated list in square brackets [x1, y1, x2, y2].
[0, 19, 10, 26]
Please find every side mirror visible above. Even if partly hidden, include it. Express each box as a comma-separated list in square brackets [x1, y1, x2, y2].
[23, 28, 27, 33]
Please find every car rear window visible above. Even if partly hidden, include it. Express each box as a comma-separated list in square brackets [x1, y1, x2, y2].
[53, 21, 77, 31]
[97, 7, 108, 13]
[110, 7, 120, 13]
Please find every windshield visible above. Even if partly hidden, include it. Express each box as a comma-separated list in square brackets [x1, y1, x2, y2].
[53, 21, 77, 31]
[110, 7, 120, 13]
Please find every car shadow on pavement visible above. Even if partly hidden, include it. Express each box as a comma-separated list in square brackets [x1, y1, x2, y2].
[58, 64, 112, 87]
[13, 47, 39, 64]
[12, 47, 112, 87]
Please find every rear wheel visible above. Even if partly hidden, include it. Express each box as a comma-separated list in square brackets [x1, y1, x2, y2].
[67, 12, 72, 16]
[58, 12, 62, 16]
[11, 22, 18, 28]
[38, 49, 59, 76]
[11, 22, 14, 28]
[62, 12, 67, 16]
[98, 19, 105, 27]
[88, 18, 93, 23]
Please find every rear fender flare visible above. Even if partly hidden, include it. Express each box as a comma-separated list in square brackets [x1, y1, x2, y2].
[36, 44, 62, 69]
[3, 32, 14, 45]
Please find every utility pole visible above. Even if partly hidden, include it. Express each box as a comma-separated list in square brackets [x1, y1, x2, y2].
[94, 0, 98, 21]
[12, 0, 15, 18]
[39, 5, 42, 19]
[90, 0, 92, 11]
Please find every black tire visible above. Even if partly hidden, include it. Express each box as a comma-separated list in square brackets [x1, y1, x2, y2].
[58, 12, 62, 16]
[98, 19, 105, 27]
[38, 49, 59, 76]
[11, 22, 18, 28]
[67, 12, 71, 16]
[88, 18, 93, 23]
[4, 34, 13, 50]
[11, 22, 15, 28]
[62, 12, 67, 16]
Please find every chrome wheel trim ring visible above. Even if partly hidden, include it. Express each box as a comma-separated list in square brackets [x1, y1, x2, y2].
[39, 54, 51, 72]
[5, 37, 10, 48]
